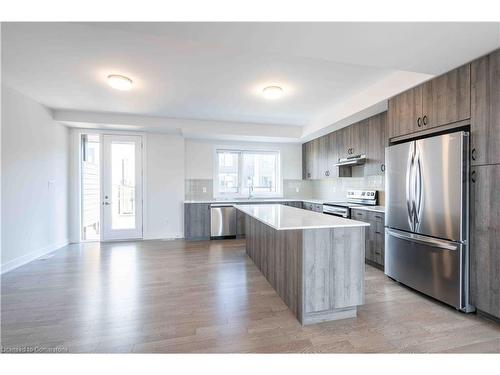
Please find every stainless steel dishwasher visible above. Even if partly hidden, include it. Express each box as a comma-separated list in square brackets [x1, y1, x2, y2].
[210, 204, 237, 239]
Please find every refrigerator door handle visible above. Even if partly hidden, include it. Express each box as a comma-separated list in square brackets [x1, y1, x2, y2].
[386, 228, 458, 251]
[405, 145, 415, 230]
[414, 146, 423, 225]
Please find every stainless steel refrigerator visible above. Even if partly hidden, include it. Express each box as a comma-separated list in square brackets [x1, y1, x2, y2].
[385, 131, 474, 312]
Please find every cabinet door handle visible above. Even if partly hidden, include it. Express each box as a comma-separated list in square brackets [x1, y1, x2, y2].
[423, 115, 428, 126]
[471, 148, 476, 161]
[375, 215, 382, 219]
[417, 117, 422, 127]
[381, 164, 385, 172]
[471, 170, 476, 183]
[375, 231, 381, 234]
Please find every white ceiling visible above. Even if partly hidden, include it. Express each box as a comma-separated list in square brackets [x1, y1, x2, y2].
[2, 22, 500, 140]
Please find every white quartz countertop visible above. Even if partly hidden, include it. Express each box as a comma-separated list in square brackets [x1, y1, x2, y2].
[351, 205, 385, 213]
[235, 204, 369, 231]
[184, 198, 326, 204]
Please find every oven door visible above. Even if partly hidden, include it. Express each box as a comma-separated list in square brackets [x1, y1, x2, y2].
[322, 205, 349, 218]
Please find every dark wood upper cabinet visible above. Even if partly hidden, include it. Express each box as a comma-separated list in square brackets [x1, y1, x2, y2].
[388, 85, 423, 139]
[350, 119, 368, 156]
[388, 64, 471, 139]
[302, 143, 308, 179]
[422, 64, 471, 129]
[302, 111, 387, 180]
[318, 135, 330, 178]
[365, 112, 387, 176]
[336, 125, 351, 158]
[327, 131, 338, 175]
[470, 164, 500, 319]
[302, 141, 314, 180]
[471, 49, 500, 166]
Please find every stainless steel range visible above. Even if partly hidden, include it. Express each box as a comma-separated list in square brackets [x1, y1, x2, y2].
[323, 190, 378, 218]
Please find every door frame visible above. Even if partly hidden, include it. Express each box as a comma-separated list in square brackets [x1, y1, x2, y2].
[100, 134, 144, 241]
[73, 129, 147, 243]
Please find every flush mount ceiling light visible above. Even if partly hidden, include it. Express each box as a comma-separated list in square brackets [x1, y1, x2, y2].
[262, 85, 284, 100]
[107, 74, 133, 91]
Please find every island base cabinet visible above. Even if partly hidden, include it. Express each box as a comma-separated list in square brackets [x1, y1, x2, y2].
[245, 215, 365, 325]
[302, 227, 365, 324]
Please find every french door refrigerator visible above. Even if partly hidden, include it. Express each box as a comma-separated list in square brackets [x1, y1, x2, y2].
[385, 131, 474, 312]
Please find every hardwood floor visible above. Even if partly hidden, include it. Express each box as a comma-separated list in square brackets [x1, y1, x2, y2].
[1, 239, 499, 353]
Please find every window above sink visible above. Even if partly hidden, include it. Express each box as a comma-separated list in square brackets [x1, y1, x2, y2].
[214, 148, 281, 199]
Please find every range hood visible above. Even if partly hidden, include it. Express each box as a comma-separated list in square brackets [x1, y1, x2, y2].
[333, 154, 367, 167]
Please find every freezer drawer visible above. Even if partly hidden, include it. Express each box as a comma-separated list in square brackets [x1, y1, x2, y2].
[385, 228, 471, 311]
[210, 205, 236, 238]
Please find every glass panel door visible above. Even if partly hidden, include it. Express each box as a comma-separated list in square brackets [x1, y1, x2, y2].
[81, 134, 101, 241]
[102, 135, 143, 241]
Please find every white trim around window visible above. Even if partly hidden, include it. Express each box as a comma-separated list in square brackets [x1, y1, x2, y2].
[213, 147, 282, 199]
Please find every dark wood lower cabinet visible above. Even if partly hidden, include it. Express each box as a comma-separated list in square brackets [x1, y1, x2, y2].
[351, 209, 385, 269]
[470, 164, 500, 319]
[186, 201, 308, 240]
[184, 203, 210, 240]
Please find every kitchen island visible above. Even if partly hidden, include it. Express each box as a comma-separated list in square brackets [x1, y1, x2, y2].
[235, 204, 369, 325]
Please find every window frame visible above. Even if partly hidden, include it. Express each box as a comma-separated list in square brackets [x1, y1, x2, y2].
[213, 147, 282, 199]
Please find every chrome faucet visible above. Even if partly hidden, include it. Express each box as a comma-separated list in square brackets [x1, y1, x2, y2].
[248, 184, 254, 199]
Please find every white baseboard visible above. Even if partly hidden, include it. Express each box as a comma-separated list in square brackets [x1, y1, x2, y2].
[1, 239, 69, 275]
[143, 233, 184, 241]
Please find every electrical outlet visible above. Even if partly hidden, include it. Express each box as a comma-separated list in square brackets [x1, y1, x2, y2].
[295, 187, 300, 193]
[202, 187, 207, 193]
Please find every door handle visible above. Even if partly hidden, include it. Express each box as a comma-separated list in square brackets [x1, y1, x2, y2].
[423, 115, 428, 126]
[417, 117, 422, 127]
[405, 146, 415, 230]
[471, 148, 476, 161]
[414, 148, 423, 225]
[103, 202, 110, 206]
[386, 228, 458, 251]
[471, 170, 476, 183]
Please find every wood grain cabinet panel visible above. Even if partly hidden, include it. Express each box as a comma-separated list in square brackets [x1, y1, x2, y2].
[422, 64, 471, 129]
[351, 209, 385, 269]
[310, 138, 320, 179]
[471, 49, 500, 166]
[470, 164, 500, 319]
[318, 135, 330, 178]
[184, 203, 210, 241]
[388, 63, 471, 140]
[365, 112, 387, 176]
[327, 132, 338, 177]
[350, 120, 368, 157]
[336, 126, 352, 159]
[388, 85, 423, 139]
[303, 141, 315, 180]
[302, 143, 307, 179]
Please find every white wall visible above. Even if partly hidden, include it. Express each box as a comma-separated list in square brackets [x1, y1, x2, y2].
[144, 133, 185, 239]
[185, 139, 302, 181]
[1, 84, 69, 273]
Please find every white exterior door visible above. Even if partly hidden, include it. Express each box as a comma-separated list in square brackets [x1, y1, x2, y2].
[102, 135, 143, 241]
